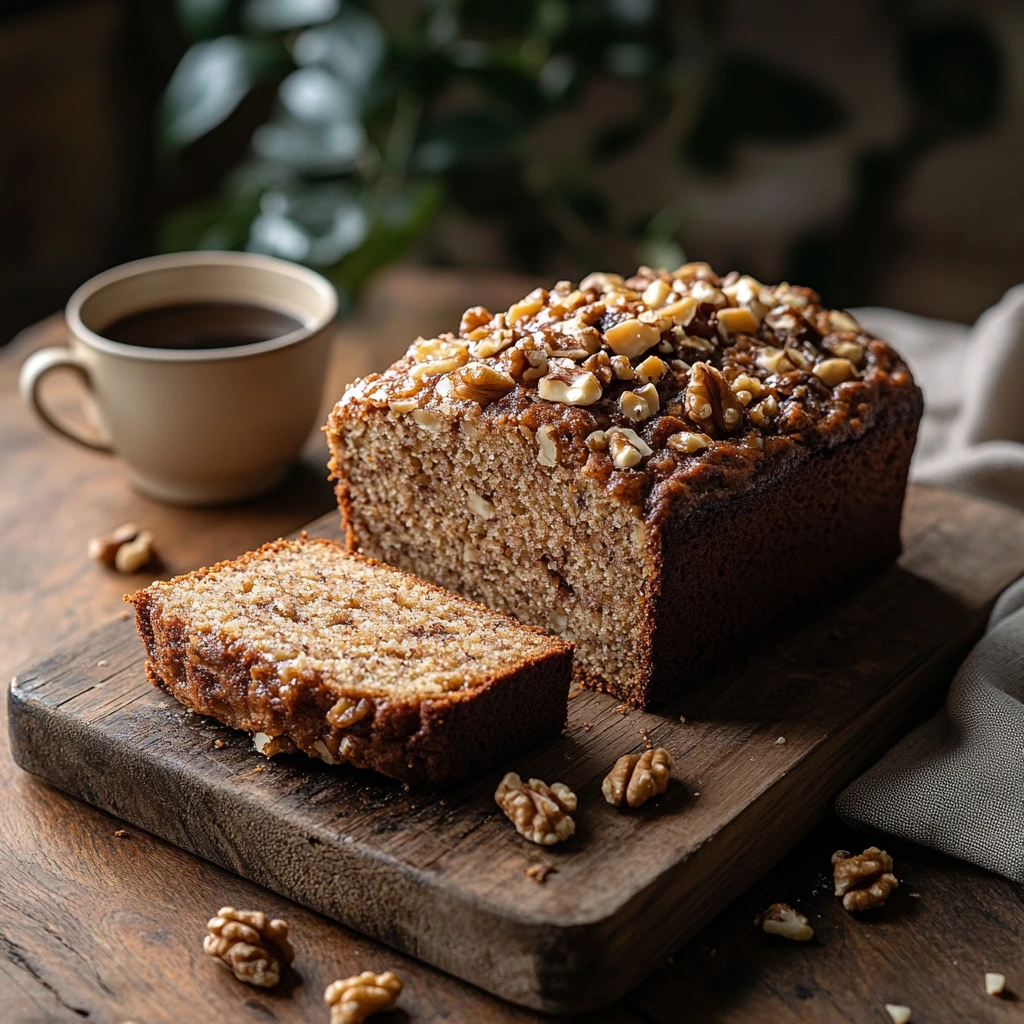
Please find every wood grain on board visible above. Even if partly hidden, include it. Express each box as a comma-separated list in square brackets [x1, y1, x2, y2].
[11, 485, 1024, 1013]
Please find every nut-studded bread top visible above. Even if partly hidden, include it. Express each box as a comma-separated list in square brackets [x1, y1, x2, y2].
[331, 264, 922, 523]
[130, 537, 572, 702]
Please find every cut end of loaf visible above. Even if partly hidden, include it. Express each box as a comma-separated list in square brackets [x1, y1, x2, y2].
[128, 537, 573, 785]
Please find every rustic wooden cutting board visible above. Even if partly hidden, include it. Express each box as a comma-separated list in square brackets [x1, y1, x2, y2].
[9, 485, 1024, 1014]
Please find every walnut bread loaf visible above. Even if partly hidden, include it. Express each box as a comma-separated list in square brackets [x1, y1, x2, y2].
[128, 536, 573, 786]
[326, 264, 923, 708]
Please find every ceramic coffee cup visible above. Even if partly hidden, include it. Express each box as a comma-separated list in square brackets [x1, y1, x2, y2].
[19, 251, 337, 505]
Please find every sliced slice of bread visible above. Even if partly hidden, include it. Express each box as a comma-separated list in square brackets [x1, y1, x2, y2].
[128, 536, 573, 786]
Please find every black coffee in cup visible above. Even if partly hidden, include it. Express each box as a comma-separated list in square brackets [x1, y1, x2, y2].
[101, 301, 305, 350]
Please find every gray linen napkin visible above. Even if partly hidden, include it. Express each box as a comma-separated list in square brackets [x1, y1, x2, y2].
[833, 287, 1024, 880]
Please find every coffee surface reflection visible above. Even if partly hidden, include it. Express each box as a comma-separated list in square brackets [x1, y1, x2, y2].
[101, 301, 305, 350]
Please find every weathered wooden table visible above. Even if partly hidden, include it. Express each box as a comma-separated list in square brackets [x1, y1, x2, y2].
[3, 268, 1023, 1024]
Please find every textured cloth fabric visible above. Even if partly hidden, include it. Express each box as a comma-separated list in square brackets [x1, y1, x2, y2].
[834, 287, 1024, 880]
[856, 284, 1024, 512]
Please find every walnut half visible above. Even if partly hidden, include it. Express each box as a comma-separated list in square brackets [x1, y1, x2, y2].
[602, 748, 674, 808]
[832, 847, 898, 911]
[203, 907, 295, 987]
[495, 772, 576, 845]
[684, 362, 742, 435]
[324, 971, 403, 1024]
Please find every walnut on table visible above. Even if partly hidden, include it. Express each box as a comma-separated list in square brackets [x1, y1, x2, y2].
[885, 1004, 912, 1024]
[602, 747, 674, 808]
[754, 902, 814, 941]
[203, 907, 295, 987]
[324, 971, 402, 1024]
[985, 972, 1006, 996]
[495, 772, 576, 845]
[832, 847, 898, 911]
[87, 522, 156, 573]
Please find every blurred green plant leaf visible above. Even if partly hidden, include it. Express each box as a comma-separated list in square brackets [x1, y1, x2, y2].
[635, 205, 684, 269]
[293, 9, 386, 89]
[278, 66, 358, 123]
[252, 118, 366, 173]
[177, 0, 232, 40]
[413, 110, 520, 172]
[160, 36, 286, 151]
[245, 0, 339, 32]
[683, 54, 845, 173]
[157, 187, 264, 252]
[327, 180, 443, 300]
[247, 183, 371, 264]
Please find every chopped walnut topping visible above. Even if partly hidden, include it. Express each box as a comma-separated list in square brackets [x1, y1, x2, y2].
[610, 354, 635, 380]
[717, 306, 761, 336]
[460, 306, 492, 335]
[756, 346, 795, 375]
[755, 903, 814, 941]
[641, 278, 671, 309]
[203, 908, 295, 987]
[606, 427, 652, 469]
[582, 350, 613, 385]
[538, 368, 602, 406]
[748, 393, 779, 427]
[409, 336, 469, 378]
[673, 261, 714, 280]
[549, 288, 586, 315]
[621, 383, 659, 423]
[342, 264, 915, 509]
[604, 318, 661, 359]
[640, 295, 698, 331]
[324, 971, 402, 1024]
[783, 344, 816, 370]
[507, 288, 547, 324]
[620, 391, 648, 423]
[580, 270, 624, 293]
[828, 309, 860, 333]
[667, 430, 711, 453]
[814, 357, 859, 387]
[602, 747, 673, 807]
[685, 362, 742, 435]
[829, 339, 865, 366]
[722, 274, 764, 306]
[449, 362, 515, 404]
[635, 355, 668, 384]
[832, 847, 898, 911]
[730, 373, 762, 401]
[495, 772, 577, 845]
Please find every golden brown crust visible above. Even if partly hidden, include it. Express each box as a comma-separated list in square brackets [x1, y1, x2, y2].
[327, 265, 923, 522]
[128, 537, 573, 786]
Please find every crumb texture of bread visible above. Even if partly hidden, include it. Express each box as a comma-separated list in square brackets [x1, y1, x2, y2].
[129, 537, 573, 785]
[326, 264, 923, 706]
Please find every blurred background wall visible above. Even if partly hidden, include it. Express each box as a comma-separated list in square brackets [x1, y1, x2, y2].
[1, 0, 1022, 344]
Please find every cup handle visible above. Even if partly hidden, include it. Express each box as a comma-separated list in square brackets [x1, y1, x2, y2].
[19, 347, 114, 452]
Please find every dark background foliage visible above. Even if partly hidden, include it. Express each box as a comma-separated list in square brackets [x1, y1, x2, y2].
[0, 0, 1018, 341]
